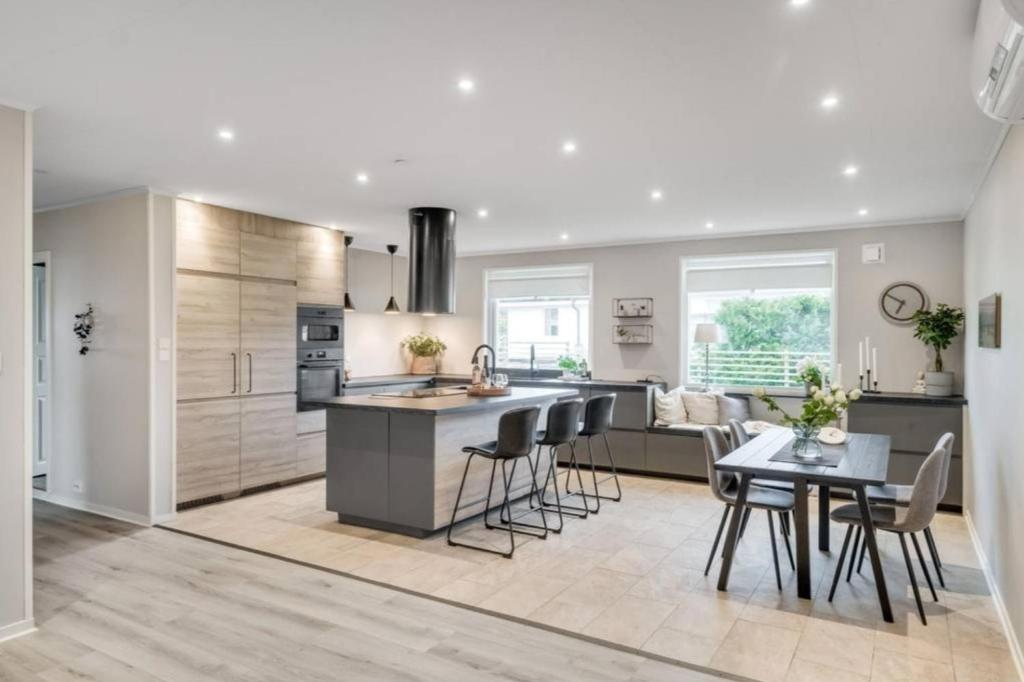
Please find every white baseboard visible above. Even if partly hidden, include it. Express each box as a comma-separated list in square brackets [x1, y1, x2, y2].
[0, 618, 36, 643]
[33, 491, 152, 527]
[964, 510, 1024, 681]
[151, 511, 177, 525]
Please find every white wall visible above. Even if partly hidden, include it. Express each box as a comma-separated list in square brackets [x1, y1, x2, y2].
[34, 192, 155, 524]
[344, 247, 427, 377]
[963, 124, 1024, 664]
[149, 193, 176, 521]
[0, 104, 32, 639]
[431, 221, 965, 388]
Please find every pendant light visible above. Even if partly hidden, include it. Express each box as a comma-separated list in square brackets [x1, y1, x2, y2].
[343, 235, 356, 312]
[383, 244, 400, 314]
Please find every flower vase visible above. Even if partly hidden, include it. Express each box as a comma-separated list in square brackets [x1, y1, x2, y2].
[791, 423, 822, 458]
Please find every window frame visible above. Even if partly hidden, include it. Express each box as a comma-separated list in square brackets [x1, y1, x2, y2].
[679, 249, 838, 394]
[482, 263, 594, 371]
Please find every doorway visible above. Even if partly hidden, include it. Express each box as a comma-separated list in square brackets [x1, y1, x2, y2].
[33, 252, 52, 493]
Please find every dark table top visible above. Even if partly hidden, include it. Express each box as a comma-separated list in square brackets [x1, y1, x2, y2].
[715, 427, 892, 487]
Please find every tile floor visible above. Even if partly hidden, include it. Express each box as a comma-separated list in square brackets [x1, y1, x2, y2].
[163, 474, 1020, 682]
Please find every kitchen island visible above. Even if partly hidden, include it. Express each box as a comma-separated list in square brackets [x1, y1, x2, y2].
[310, 386, 578, 536]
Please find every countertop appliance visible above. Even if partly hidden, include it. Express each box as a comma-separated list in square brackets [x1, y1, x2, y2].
[297, 305, 344, 410]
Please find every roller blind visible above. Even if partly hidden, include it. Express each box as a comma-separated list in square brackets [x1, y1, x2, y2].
[485, 264, 591, 299]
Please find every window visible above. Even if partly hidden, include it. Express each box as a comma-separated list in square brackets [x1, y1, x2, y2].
[683, 251, 835, 388]
[485, 264, 591, 369]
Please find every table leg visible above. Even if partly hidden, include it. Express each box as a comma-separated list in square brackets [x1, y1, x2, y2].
[854, 484, 893, 623]
[818, 484, 830, 551]
[794, 476, 811, 599]
[717, 473, 751, 592]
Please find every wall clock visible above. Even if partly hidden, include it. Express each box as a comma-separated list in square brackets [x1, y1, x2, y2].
[879, 281, 929, 324]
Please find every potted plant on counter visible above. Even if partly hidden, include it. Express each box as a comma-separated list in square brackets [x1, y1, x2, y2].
[557, 354, 579, 379]
[912, 303, 965, 397]
[401, 332, 447, 375]
[754, 384, 862, 458]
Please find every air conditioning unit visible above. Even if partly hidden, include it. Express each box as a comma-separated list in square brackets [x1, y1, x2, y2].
[973, 0, 1024, 121]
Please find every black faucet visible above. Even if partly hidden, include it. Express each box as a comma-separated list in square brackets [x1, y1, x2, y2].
[471, 344, 496, 383]
[529, 344, 536, 378]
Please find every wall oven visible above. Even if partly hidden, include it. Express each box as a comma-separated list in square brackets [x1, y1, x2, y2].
[297, 306, 344, 410]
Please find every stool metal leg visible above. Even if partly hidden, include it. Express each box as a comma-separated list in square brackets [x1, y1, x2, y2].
[564, 440, 599, 514]
[585, 433, 623, 503]
[911, 532, 938, 602]
[767, 511, 782, 590]
[447, 455, 514, 558]
[924, 526, 945, 588]
[829, 524, 854, 601]
[496, 457, 550, 538]
[898, 532, 927, 625]
[705, 504, 731, 576]
[780, 513, 795, 570]
[531, 445, 567, 531]
[847, 526, 862, 582]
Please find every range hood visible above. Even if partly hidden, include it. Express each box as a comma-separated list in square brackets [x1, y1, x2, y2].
[407, 207, 456, 315]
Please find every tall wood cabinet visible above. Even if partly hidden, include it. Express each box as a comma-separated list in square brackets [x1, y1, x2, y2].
[175, 199, 342, 505]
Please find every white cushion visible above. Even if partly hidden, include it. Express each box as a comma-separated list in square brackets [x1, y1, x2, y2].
[653, 388, 687, 426]
[680, 391, 719, 425]
[716, 394, 751, 425]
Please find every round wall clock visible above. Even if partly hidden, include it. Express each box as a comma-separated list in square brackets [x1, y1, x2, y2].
[879, 281, 929, 324]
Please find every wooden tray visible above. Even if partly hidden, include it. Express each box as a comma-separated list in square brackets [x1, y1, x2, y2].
[467, 385, 512, 397]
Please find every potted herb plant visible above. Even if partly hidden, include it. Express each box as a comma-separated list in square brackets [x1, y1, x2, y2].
[401, 333, 447, 375]
[557, 354, 579, 379]
[912, 304, 965, 397]
[754, 384, 862, 457]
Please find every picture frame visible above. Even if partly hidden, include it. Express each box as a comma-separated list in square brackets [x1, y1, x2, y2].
[979, 293, 1001, 349]
[613, 324, 653, 344]
[613, 297, 653, 318]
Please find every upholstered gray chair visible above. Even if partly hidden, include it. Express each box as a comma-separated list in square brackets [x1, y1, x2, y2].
[702, 426, 795, 590]
[827, 440, 946, 625]
[727, 418, 809, 531]
[848, 432, 955, 587]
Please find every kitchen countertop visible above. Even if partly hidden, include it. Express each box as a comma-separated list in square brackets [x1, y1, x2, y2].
[850, 391, 967, 407]
[343, 373, 664, 391]
[309, 386, 579, 415]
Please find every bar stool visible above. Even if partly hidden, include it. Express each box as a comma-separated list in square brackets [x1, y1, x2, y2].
[446, 406, 545, 558]
[526, 398, 586, 531]
[565, 394, 620, 513]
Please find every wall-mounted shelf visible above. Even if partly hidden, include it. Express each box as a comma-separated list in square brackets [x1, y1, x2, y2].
[613, 297, 653, 318]
[613, 324, 653, 344]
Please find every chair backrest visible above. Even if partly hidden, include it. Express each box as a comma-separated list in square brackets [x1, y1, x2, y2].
[935, 432, 955, 500]
[494, 406, 541, 458]
[899, 442, 946, 533]
[580, 394, 616, 436]
[543, 398, 583, 444]
[727, 419, 750, 447]
[702, 426, 736, 504]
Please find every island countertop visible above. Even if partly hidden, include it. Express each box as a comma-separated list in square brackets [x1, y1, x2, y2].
[309, 386, 579, 415]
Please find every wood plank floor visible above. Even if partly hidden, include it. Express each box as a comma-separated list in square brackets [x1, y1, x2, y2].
[0, 501, 725, 682]
[162, 473, 1021, 682]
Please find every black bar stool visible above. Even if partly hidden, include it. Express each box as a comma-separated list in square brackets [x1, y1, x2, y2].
[565, 394, 621, 513]
[446, 406, 545, 558]
[524, 398, 586, 531]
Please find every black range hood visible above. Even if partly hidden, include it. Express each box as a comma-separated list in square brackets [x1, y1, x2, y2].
[407, 207, 456, 315]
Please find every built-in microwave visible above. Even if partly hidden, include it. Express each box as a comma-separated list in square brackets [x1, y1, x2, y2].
[297, 305, 343, 359]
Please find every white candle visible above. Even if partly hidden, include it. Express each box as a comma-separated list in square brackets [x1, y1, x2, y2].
[858, 342, 864, 375]
[864, 337, 871, 370]
[872, 347, 878, 383]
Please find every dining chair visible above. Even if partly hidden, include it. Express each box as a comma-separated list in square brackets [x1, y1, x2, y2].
[702, 426, 795, 590]
[848, 432, 955, 587]
[727, 418, 805, 537]
[827, 440, 946, 625]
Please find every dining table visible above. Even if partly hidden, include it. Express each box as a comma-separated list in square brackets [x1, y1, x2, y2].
[713, 427, 895, 622]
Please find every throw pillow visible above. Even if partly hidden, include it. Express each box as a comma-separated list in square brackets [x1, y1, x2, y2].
[716, 394, 751, 425]
[680, 391, 719, 425]
[653, 387, 687, 425]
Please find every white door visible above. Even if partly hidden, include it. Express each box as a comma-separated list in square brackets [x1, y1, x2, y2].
[32, 256, 51, 479]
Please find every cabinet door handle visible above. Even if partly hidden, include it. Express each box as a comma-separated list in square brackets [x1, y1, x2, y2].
[230, 352, 237, 394]
[246, 352, 253, 393]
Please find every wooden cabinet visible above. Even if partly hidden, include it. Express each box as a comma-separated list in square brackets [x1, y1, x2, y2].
[241, 394, 297, 489]
[296, 225, 344, 305]
[176, 199, 247, 275]
[177, 274, 240, 400]
[241, 281, 296, 395]
[241, 232, 297, 281]
[177, 398, 241, 503]
[296, 432, 327, 477]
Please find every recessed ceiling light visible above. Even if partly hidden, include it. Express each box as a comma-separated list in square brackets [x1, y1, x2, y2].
[562, 140, 577, 155]
[821, 94, 839, 110]
[355, 172, 369, 184]
[477, 208, 489, 218]
[217, 129, 234, 141]
[560, 232, 570, 241]
[650, 189, 664, 201]
[457, 77, 475, 93]
[858, 208, 869, 216]
[842, 165, 859, 177]
[790, 0, 810, 6]
[705, 221, 715, 229]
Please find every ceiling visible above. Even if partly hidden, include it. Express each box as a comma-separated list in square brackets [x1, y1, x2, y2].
[0, 0, 1004, 254]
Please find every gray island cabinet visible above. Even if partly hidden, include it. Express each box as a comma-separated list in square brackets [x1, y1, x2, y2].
[310, 387, 577, 537]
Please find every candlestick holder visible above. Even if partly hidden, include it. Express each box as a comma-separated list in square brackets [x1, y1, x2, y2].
[873, 380, 879, 393]
[862, 369, 880, 393]
[858, 373, 865, 391]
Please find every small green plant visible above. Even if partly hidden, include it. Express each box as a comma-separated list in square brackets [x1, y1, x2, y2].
[557, 355, 579, 373]
[912, 304, 965, 372]
[401, 332, 447, 358]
